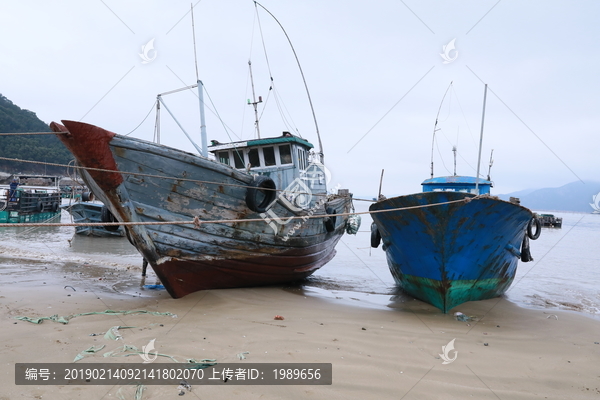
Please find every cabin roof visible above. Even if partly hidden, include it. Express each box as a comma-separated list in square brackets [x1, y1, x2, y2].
[422, 176, 492, 186]
[208, 133, 313, 152]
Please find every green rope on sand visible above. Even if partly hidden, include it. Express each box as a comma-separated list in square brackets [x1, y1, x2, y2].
[14, 310, 177, 324]
[116, 384, 145, 400]
[73, 344, 106, 362]
[103, 344, 216, 367]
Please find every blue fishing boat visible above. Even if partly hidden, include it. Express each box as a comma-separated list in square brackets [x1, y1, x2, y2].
[370, 84, 540, 313]
[61, 201, 125, 237]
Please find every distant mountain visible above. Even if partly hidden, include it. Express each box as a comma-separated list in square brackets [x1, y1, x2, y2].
[0, 93, 71, 175]
[499, 180, 600, 213]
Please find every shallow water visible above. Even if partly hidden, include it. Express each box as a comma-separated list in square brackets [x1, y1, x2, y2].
[0, 203, 598, 317]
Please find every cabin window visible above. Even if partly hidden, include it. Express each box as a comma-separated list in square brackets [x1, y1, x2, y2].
[218, 151, 230, 165]
[279, 145, 292, 165]
[248, 148, 261, 168]
[263, 147, 276, 166]
[297, 148, 307, 170]
[233, 150, 245, 169]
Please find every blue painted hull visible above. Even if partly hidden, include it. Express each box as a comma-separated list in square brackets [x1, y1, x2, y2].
[61, 202, 125, 237]
[370, 192, 533, 313]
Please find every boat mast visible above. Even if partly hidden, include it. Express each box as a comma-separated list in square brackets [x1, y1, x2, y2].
[197, 81, 208, 157]
[475, 84, 488, 194]
[248, 61, 263, 139]
[191, 4, 208, 157]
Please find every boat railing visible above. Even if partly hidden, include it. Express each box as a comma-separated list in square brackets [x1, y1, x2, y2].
[5, 189, 62, 213]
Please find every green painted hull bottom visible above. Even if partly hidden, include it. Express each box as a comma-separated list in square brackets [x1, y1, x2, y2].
[397, 273, 515, 313]
[0, 210, 61, 224]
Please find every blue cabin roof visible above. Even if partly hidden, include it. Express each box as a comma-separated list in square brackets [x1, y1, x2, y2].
[422, 176, 492, 194]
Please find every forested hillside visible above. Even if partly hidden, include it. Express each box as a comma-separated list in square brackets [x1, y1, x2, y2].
[0, 94, 72, 175]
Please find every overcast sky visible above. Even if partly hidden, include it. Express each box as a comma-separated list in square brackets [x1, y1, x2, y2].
[1, 1, 598, 197]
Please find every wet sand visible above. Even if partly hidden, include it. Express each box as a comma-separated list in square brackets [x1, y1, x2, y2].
[1, 254, 600, 399]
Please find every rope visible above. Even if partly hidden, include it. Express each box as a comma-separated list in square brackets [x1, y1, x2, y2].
[0, 197, 476, 228]
[0, 155, 334, 198]
[0, 132, 66, 136]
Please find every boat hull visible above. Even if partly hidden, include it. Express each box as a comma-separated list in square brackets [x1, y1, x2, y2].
[0, 188, 61, 224]
[52, 121, 352, 298]
[62, 202, 125, 237]
[370, 192, 533, 313]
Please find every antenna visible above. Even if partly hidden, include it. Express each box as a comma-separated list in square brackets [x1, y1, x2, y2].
[452, 146, 457, 176]
[247, 61, 263, 139]
[430, 81, 453, 178]
[487, 149, 494, 181]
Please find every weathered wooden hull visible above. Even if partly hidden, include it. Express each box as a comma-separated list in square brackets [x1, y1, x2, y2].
[370, 192, 533, 313]
[61, 202, 125, 237]
[52, 120, 352, 298]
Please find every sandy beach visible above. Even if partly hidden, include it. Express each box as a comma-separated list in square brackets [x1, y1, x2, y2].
[1, 253, 599, 400]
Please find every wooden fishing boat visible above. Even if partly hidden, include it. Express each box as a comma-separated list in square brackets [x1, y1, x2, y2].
[369, 85, 540, 313]
[50, 116, 353, 298]
[61, 201, 125, 237]
[0, 175, 62, 224]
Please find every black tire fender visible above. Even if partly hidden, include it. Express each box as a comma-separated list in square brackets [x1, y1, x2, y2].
[245, 175, 277, 213]
[36, 201, 44, 212]
[324, 207, 337, 232]
[101, 206, 121, 232]
[82, 192, 94, 202]
[527, 217, 541, 240]
[51, 202, 59, 212]
[371, 222, 381, 248]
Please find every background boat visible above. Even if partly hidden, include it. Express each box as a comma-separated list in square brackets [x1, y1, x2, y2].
[61, 200, 125, 237]
[0, 175, 62, 224]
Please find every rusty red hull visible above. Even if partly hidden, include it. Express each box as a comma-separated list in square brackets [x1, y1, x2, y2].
[52, 120, 351, 298]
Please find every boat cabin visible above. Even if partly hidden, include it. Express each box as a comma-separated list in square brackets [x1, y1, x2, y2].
[422, 176, 492, 195]
[209, 132, 327, 197]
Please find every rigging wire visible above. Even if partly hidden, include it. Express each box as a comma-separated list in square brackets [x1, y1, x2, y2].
[252, 5, 299, 137]
[125, 101, 156, 137]
[430, 81, 453, 178]
[253, 1, 323, 162]
[452, 86, 478, 149]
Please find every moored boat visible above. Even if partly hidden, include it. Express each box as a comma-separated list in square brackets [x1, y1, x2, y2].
[51, 120, 354, 298]
[369, 84, 540, 313]
[0, 175, 62, 224]
[370, 177, 540, 313]
[61, 200, 125, 237]
[538, 213, 562, 228]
